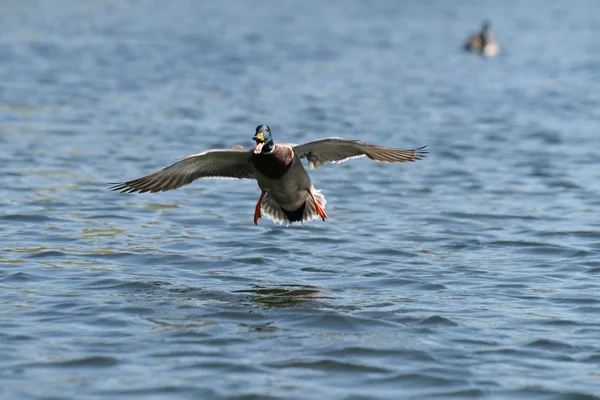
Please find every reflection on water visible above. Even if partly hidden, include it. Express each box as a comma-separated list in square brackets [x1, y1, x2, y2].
[234, 285, 328, 308]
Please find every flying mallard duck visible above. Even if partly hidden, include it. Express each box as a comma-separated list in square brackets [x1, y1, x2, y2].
[111, 125, 427, 225]
[464, 21, 500, 57]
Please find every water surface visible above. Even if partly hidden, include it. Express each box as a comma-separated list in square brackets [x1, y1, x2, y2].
[1, 0, 600, 398]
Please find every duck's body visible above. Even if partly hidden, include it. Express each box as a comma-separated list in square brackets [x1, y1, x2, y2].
[481, 41, 500, 57]
[111, 125, 426, 225]
[464, 33, 483, 52]
[251, 144, 325, 224]
[465, 22, 500, 57]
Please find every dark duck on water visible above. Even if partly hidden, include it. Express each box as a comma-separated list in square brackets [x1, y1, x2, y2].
[111, 124, 428, 225]
[464, 21, 500, 57]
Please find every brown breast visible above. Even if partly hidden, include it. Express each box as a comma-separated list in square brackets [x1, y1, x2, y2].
[251, 145, 294, 180]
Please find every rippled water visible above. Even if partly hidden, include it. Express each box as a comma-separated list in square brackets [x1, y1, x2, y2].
[2, 1, 600, 398]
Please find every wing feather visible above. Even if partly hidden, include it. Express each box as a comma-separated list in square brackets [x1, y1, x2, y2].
[110, 147, 255, 193]
[293, 138, 427, 169]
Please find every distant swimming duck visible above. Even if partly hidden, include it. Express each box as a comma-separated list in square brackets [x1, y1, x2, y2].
[111, 125, 427, 225]
[464, 21, 500, 57]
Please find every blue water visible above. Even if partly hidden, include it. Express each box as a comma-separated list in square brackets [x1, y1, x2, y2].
[2, 1, 600, 398]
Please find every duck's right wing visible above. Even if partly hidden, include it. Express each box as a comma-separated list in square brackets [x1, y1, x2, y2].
[110, 147, 255, 193]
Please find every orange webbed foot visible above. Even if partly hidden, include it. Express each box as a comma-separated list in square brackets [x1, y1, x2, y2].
[254, 191, 266, 225]
[308, 191, 327, 222]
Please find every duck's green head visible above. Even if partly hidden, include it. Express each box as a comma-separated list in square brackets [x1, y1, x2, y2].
[253, 124, 274, 154]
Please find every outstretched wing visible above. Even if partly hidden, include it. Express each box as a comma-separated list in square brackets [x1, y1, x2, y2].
[110, 147, 255, 193]
[293, 138, 427, 169]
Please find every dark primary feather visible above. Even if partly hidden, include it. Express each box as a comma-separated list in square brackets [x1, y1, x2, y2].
[292, 138, 428, 169]
[110, 148, 255, 194]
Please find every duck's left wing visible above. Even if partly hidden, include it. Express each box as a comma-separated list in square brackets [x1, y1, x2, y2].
[292, 138, 427, 169]
[110, 147, 254, 193]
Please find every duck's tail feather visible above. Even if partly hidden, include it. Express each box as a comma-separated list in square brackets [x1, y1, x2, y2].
[261, 188, 327, 225]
